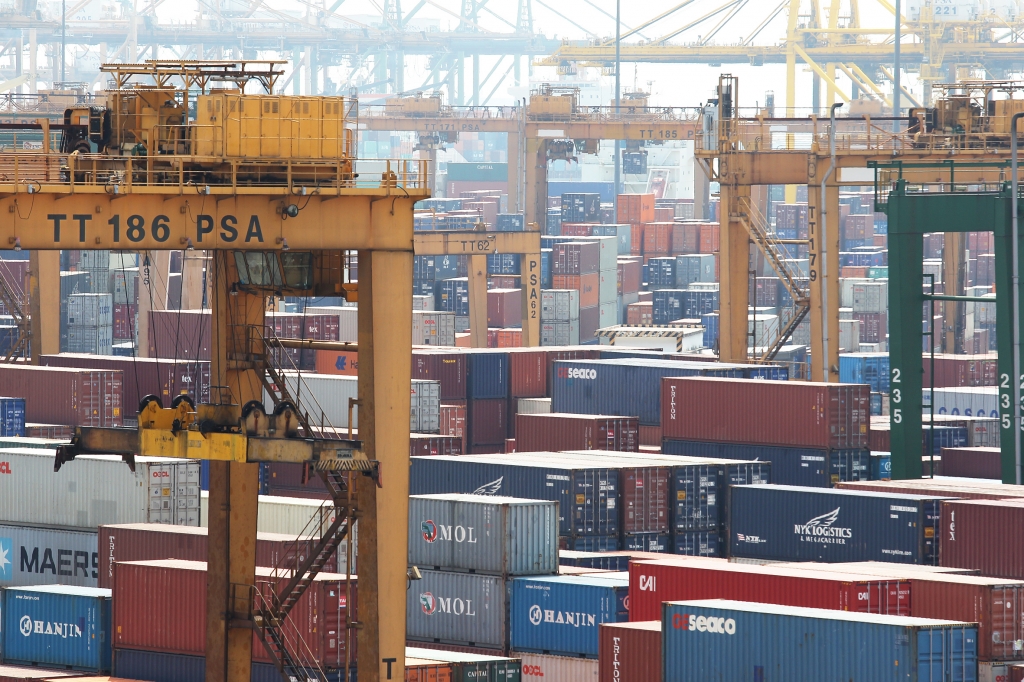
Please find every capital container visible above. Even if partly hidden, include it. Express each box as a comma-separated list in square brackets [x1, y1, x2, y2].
[0, 397, 25, 437]
[408, 494, 558, 576]
[662, 599, 978, 682]
[466, 351, 510, 399]
[410, 455, 619, 539]
[729, 484, 949, 565]
[661, 439, 868, 487]
[510, 574, 629, 658]
[598, 621, 660, 682]
[940, 499, 1024, 579]
[515, 414, 639, 453]
[0, 523, 99, 587]
[407, 569, 509, 652]
[413, 350, 468, 401]
[109, 647, 355, 682]
[0, 366, 123, 428]
[405, 646, 523, 682]
[628, 558, 909, 623]
[662, 377, 870, 449]
[1, 585, 111, 671]
[515, 651, 598, 681]
[0, 449, 199, 529]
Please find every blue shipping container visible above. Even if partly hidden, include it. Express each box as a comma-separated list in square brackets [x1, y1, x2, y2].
[647, 261, 677, 290]
[681, 289, 719, 318]
[487, 253, 521, 275]
[567, 535, 620, 551]
[495, 214, 525, 232]
[558, 550, 632, 571]
[701, 313, 719, 349]
[622, 533, 670, 553]
[839, 352, 890, 393]
[870, 451, 892, 480]
[2, 585, 111, 671]
[510, 574, 628, 657]
[541, 249, 553, 289]
[438, 278, 470, 316]
[662, 600, 978, 682]
[923, 425, 968, 456]
[0, 396, 26, 437]
[466, 351, 510, 399]
[661, 440, 868, 488]
[111, 649, 354, 682]
[673, 531, 722, 557]
[728, 485, 949, 565]
[651, 289, 685, 322]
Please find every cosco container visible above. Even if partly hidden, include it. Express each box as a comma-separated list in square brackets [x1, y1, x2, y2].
[405, 646, 523, 682]
[515, 414, 639, 452]
[662, 599, 978, 682]
[2, 585, 111, 671]
[510, 574, 629, 658]
[0, 524, 99, 587]
[662, 377, 869, 449]
[729, 485, 949, 565]
[940, 499, 1024, 579]
[0, 449, 199, 529]
[408, 494, 558, 576]
[515, 651, 598, 681]
[407, 569, 509, 652]
[598, 621, 660, 682]
[628, 559, 909, 623]
[0, 366, 123, 427]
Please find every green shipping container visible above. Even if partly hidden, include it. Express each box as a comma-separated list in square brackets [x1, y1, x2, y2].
[446, 162, 509, 182]
[867, 266, 888, 278]
[406, 647, 522, 682]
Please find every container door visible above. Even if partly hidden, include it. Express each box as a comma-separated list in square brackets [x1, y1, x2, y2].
[918, 627, 979, 682]
[990, 586, 1024, 661]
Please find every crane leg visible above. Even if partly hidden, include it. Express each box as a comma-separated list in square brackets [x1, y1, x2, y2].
[28, 249, 60, 362]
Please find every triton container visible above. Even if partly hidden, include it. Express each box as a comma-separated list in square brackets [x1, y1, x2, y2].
[599, 621, 661, 682]
[406, 569, 509, 652]
[1, 585, 111, 672]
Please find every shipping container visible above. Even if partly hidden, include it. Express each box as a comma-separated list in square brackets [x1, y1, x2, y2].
[515, 651, 597, 681]
[939, 447, 1001, 480]
[510, 574, 629, 658]
[147, 310, 211, 361]
[198, 493, 356, 548]
[729, 485, 948, 565]
[410, 434, 463, 457]
[1, 586, 111, 671]
[661, 599, 977, 682]
[405, 646, 522, 682]
[468, 399, 508, 446]
[0, 398, 25, 437]
[0, 366, 123, 428]
[835, 478, 1024, 502]
[940, 499, 1024, 579]
[0, 664, 85, 681]
[467, 351, 510, 400]
[408, 494, 558, 576]
[508, 349, 548, 399]
[407, 569, 509, 652]
[515, 414, 639, 453]
[110, 649, 350, 682]
[413, 350, 468, 402]
[662, 377, 870, 449]
[598, 621, 660, 682]
[0, 524, 98, 587]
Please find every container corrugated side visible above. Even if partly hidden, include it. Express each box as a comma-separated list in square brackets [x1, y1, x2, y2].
[515, 651, 598, 681]
[404, 646, 522, 682]
[110, 648, 354, 682]
[408, 494, 558, 576]
[406, 570, 509, 651]
[598, 621, 660, 682]
[1, 585, 111, 671]
[0, 366, 123, 427]
[940, 499, 1024, 579]
[661, 599, 978, 682]
[466, 351, 510, 399]
[0, 523, 98, 587]
[515, 414, 639, 453]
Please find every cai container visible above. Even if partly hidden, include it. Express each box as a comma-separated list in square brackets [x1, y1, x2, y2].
[0, 366, 123, 428]
[510, 574, 629, 658]
[940, 499, 1024, 579]
[1, 585, 111, 672]
[408, 494, 558, 576]
[627, 559, 910, 623]
[598, 621, 660, 682]
[729, 485, 949, 565]
[515, 414, 639, 453]
[662, 377, 869, 449]
[406, 569, 509, 652]
[661, 599, 978, 682]
[0, 523, 99, 587]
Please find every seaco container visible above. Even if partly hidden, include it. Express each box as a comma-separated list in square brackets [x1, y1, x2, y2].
[729, 485, 949, 565]
[408, 494, 558, 576]
[940, 499, 1024, 579]
[627, 559, 909, 623]
[515, 414, 639, 453]
[661, 439, 868, 487]
[662, 377, 870, 449]
[661, 599, 978, 682]
[510, 574, 629, 658]
[598, 621, 661, 682]
[0, 365, 123, 427]
[407, 569, 509, 652]
[0, 523, 98, 588]
[1, 585, 111, 672]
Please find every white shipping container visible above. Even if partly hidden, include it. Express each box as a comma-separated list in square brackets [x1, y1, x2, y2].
[839, 307, 854, 320]
[748, 314, 780, 346]
[305, 306, 358, 342]
[111, 268, 138, 306]
[411, 379, 441, 433]
[67, 293, 113, 327]
[925, 386, 999, 418]
[852, 281, 887, 314]
[598, 268, 617, 306]
[0, 523, 99, 587]
[967, 418, 1000, 448]
[598, 301, 618, 328]
[412, 295, 434, 311]
[455, 316, 470, 332]
[840, 278, 871, 308]
[67, 324, 113, 355]
[541, 321, 579, 346]
[413, 310, 456, 346]
[78, 250, 111, 271]
[839, 318, 861, 353]
[0, 449, 199, 529]
[541, 290, 580, 322]
[513, 652, 598, 682]
[518, 398, 552, 414]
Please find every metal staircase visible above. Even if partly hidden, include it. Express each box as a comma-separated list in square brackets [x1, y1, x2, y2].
[0, 261, 30, 361]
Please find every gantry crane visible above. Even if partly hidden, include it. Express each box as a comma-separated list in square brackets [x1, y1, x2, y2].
[11, 60, 424, 682]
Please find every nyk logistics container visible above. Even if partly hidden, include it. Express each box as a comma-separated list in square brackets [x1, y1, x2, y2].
[729, 485, 949, 565]
[408, 494, 558, 576]
[407, 569, 509, 652]
[627, 558, 910, 622]
[510, 574, 629, 658]
[661, 599, 978, 682]
[662, 377, 870, 449]
[1, 585, 111, 671]
[0, 523, 99, 587]
[0, 365, 123, 427]
[598, 621, 660, 682]
[940, 499, 1024, 579]
[515, 414, 639, 452]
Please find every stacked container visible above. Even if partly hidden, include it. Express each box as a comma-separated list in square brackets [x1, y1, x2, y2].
[552, 242, 601, 341]
[412, 310, 456, 346]
[466, 351, 510, 452]
[598, 621, 661, 682]
[0, 523, 99, 587]
[65, 293, 113, 355]
[540, 290, 580, 346]
[0, 396, 26, 436]
[1, 585, 112, 672]
[514, 413, 639, 452]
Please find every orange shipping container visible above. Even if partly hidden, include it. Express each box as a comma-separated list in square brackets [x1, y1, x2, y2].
[315, 349, 358, 375]
[627, 302, 653, 325]
[654, 206, 675, 222]
[841, 266, 870, 278]
[617, 193, 656, 224]
[643, 222, 675, 254]
[630, 225, 643, 254]
[405, 658, 453, 682]
[497, 328, 523, 347]
[672, 223, 701, 255]
[699, 222, 720, 253]
[552, 273, 600, 308]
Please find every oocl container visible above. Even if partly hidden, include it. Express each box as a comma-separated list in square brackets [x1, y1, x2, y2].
[598, 621, 660, 682]
[515, 651, 597, 681]
[0, 366, 123, 428]
[408, 494, 558, 576]
[406, 569, 509, 652]
[940, 499, 1024, 579]
[515, 414, 639, 453]
[661, 599, 978, 682]
[729, 485, 949, 565]
[0, 523, 99, 587]
[1, 585, 111, 671]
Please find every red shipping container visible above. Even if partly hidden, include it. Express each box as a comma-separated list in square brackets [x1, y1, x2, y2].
[561, 223, 596, 237]
[627, 559, 909, 623]
[841, 266, 870, 278]
[661, 377, 869, 449]
[852, 312, 887, 344]
[698, 223, 720, 253]
[0, 365, 123, 427]
[922, 354, 998, 387]
[638, 426, 661, 448]
[316, 349, 359, 376]
[869, 420, 890, 452]
[496, 329, 522, 347]
[941, 499, 1024, 579]
[487, 288, 522, 328]
[440, 401, 467, 454]
[617, 194, 656, 224]
[670, 223, 701, 255]
[148, 309, 212, 360]
[630, 225, 643, 255]
[940, 447, 1001, 479]
[113, 303, 137, 339]
[410, 434, 463, 457]
[618, 259, 642, 295]
[515, 413, 639, 452]
[508, 348, 547, 398]
[620, 465, 670, 533]
[412, 350, 468, 401]
[488, 275, 520, 289]
[627, 302, 653, 326]
[642, 223, 674, 254]
[654, 207, 674, 222]
[835, 478, 1024, 501]
[469, 398, 507, 445]
[552, 273, 599, 308]
[599, 621, 661, 682]
[552, 242, 601, 275]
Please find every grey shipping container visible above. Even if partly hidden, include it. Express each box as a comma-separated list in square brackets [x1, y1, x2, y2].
[411, 380, 441, 434]
[407, 569, 509, 652]
[67, 293, 113, 327]
[541, 290, 580, 322]
[0, 524, 99, 587]
[66, 325, 113, 355]
[408, 494, 558, 576]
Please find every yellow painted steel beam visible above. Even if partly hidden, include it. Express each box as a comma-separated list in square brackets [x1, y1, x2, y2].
[793, 45, 852, 103]
[526, 121, 701, 142]
[27, 250, 59, 361]
[359, 115, 518, 133]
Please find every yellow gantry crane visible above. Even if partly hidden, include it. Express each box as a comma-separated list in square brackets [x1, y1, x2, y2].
[11, 60, 425, 682]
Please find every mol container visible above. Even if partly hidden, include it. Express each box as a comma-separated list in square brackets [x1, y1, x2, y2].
[729, 485, 949, 565]
[941, 499, 1024, 579]
[1, 585, 111, 672]
[408, 494, 558, 576]
[407, 569, 509, 652]
[661, 599, 978, 682]
[510, 574, 629, 658]
[598, 621, 660, 682]
[662, 377, 870, 449]
[515, 414, 639, 452]
[0, 524, 99, 588]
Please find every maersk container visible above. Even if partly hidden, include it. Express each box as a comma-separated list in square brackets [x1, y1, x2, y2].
[510, 574, 629, 658]
[2, 585, 111, 671]
[408, 494, 558, 576]
[0, 397, 25, 437]
[729, 485, 950, 565]
[661, 599, 978, 682]
[0, 524, 99, 587]
[406, 569, 509, 651]
[467, 351, 510, 399]
[661, 439, 869, 488]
